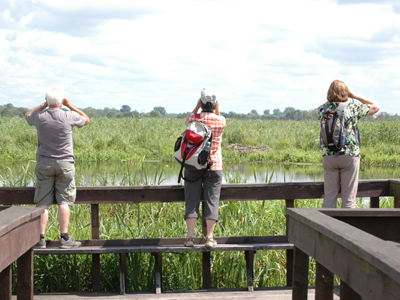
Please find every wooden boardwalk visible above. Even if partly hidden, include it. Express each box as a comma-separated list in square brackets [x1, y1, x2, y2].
[12, 287, 341, 300]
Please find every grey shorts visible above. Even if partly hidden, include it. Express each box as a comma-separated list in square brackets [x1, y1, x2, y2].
[34, 161, 76, 206]
[184, 169, 223, 221]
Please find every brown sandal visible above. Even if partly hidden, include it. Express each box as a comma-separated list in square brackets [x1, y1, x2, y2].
[184, 237, 195, 247]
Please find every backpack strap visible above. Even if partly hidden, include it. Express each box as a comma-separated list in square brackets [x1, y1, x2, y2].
[179, 168, 209, 184]
[177, 147, 189, 184]
[337, 103, 347, 113]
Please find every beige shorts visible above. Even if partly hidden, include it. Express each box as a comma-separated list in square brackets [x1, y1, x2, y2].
[34, 161, 76, 206]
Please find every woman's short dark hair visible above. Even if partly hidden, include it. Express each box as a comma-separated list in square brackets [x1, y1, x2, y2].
[201, 101, 217, 112]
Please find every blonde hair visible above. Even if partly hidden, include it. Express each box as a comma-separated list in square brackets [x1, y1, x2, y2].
[327, 80, 349, 103]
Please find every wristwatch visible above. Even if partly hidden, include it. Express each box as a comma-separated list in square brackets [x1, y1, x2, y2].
[40, 102, 46, 109]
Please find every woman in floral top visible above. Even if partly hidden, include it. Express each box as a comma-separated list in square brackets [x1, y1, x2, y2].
[317, 80, 379, 208]
[183, 88, 226, 248]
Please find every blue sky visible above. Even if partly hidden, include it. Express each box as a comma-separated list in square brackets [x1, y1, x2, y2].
[0, 0, 399, 114]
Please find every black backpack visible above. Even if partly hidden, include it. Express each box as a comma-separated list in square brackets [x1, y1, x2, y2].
[320, 103, 360, 152]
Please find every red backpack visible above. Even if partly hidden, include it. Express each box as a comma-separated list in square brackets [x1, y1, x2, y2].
[174, 114, 213, 183]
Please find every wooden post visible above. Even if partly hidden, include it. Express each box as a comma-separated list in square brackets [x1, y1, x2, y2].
[91, 204, 101, 291]
[292, 246, 309, 300]
[395, 197, 400, 208]
[245, 250, 255, 291]
[315, 262, 334, 300]
[91, 204, 100, 239]
[0, 264, 12, 300]
[286, 199, 294, 287]
[119, 253, 127, 295]
[17, 248, 34, 300]
[202, 252, 211, 289]
[153, 253, 162, 294]
[340, 280, 361, 300]
[370, 197, 380, 208]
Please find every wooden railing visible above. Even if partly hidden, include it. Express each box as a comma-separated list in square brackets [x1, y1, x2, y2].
[0, 206, 44, 300]
[0, 179, 399, 294]
[288, 208, 400, 300]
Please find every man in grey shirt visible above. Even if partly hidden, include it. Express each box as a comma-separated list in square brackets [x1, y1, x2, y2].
[25, 86, 90, 249]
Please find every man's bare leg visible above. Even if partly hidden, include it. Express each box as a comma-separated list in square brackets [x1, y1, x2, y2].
[58, 204, 70, 234]
[38, 205, 49, 235]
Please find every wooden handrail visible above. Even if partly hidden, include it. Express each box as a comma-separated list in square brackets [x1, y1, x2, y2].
[0, 179, 393, 205]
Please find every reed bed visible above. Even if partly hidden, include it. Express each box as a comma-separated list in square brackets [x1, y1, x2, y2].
[0, 117, 399, 166]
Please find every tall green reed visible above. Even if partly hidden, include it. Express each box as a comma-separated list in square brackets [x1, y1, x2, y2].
[1, 117, 399, 166]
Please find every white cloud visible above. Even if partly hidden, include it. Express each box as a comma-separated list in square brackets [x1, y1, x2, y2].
[0, 0, 399, 114]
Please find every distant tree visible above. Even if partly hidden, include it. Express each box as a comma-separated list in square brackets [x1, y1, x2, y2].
[378, 112, 391, 120]
[153, 106, 166, 115]
[120, 105, 131, 113]
[176, 112, 189, 118]
[84, 108, 97, 118]
[283, 107, 296, 115]
[123, 111, 133, 118]
[273, 108, 281, 116]
[132, 110, 140, 118]
[247, 109, 260, 119]
[107, 111, 117, 118]
[7, 107, 22, 117]
[0, 104, 28, 117]
[286, 109, 314, 120]
[263, 109, 270, 115]
[250, 109, 259, 116]
[150, 110, 161, 117]
[94, 108, 106, 117]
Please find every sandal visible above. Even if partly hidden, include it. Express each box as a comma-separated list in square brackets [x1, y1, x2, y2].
[205, 237, 217, 248]
[184, 237, 195, 247]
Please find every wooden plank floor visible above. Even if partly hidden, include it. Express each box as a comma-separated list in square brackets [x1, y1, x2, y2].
[13, 287, 341, 300]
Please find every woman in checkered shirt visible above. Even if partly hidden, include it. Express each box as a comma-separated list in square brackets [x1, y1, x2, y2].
[183, 88, 226, 248]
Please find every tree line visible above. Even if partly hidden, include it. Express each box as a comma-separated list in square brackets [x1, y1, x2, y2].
[1, 103, 398, 120]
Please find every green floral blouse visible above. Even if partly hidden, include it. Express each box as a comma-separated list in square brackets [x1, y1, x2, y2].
[317, 102, 370, 157]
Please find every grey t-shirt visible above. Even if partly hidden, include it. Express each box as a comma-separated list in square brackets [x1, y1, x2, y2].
[27, 108, 86, 164]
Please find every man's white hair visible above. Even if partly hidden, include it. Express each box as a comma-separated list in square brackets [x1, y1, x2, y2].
[45, 86, 65, 106]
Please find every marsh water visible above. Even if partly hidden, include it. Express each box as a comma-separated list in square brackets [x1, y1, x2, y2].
[1, 160, 399, 187]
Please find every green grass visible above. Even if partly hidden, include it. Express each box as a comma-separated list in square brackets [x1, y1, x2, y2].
[0, 117, 399, 166]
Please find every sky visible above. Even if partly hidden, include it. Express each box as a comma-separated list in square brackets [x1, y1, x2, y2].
[0, 0, 399, 115]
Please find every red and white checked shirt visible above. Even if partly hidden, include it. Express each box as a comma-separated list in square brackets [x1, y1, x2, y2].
[188, 112, 226, 171]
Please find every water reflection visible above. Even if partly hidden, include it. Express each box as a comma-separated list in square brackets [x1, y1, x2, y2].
[1, 160, 399, 187]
